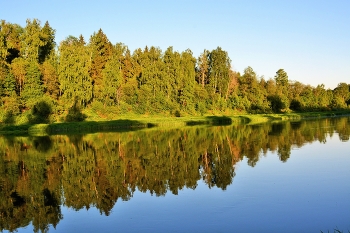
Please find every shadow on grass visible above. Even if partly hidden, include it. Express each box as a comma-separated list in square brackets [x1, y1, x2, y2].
[65, 100, 86, 122]
[0, 119, 156, 136]
[238, 116, 251, 124]
[186, 116, 234, 126]
[45, 119, 156, 135]
[261, 114, 283, 121]
[0, 124, 33, 136]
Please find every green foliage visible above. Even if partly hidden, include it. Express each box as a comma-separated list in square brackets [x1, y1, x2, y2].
[208, 47, 231, 97]
[4, 72, 16, 95]
[10, 57, 27, 96]
[195, 101, 207, 115]
[58, 35, 92, 107]
[89, 29, 113, 100]
[20, 19, 46, 62]
[0, 20, 23, 63]
[21, 61, 44, 108]
[0, 19, 349, 123]
[28, 96, 56, 123]
[65, 99, 86, 122]
[101, 53, 123, 106]
[196, 49, 210, 87]
[178, 49, 196, 111]
[0, 93, 20, 119]
[65, 107, 85, 123]
[332, 83, 349, 109]
[41, 56, 59, 99]
[275, 68, 288, 86]
[289, 99, 302, 111]
[38, 21, 56, 63]
[268, 95, 289, 112]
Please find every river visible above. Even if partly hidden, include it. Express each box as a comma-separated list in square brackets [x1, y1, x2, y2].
[1, 117, 349, 232]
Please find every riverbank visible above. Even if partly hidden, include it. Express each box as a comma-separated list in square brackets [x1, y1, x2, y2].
[1, 110, 350, 136]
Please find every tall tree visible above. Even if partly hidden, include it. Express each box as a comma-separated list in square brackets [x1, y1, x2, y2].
[3, 70, 16, 97]
[21, 60, 44, 108]
[58, 35, 92, 107]
[0, 20, 23, 64]
[101, 55, 123, 106]
[313, 84, 331, 109]
[118, 45, 139, 107]
[0, 64, 19, 116]
[136, 46, 165, 112]
[288, 81, 304, 111]
[238, 67, 267, 111]
[332, 82, 349, 109]
[89, 29, 112, 101]
[225, 69, 238, 101]
[163, 46, 180, 101]
[196, 49, 210, 88]
[273, 68, 290, 111]
[178, 49, 196, 111]
[121, 48, 136, 81]
[41, 52, 59, 99]
[11, 57, 27, 96]
[20, 19, 45, 62]
[208, 47, 231, 97]
[0, 61, 8, 92]
[38, 21, 56, 63]
[275, 69, 288, 87]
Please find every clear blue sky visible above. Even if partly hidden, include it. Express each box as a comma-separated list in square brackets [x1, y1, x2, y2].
[1, 0, 349, 89]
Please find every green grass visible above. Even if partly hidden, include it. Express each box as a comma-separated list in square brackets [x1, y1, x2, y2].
[1, 110, 350, 136]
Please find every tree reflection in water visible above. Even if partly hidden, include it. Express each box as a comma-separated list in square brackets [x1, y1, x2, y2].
[0, 117, 349, 232]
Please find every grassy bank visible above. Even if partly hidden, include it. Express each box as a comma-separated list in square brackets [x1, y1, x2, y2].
[1, 110, 350, 136]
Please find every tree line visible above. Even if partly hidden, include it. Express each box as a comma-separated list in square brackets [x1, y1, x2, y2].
[0, 19, 350, 123]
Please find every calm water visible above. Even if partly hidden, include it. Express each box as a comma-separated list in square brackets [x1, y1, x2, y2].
[1, 117, 350, 233]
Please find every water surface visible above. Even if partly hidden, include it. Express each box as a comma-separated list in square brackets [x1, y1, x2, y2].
[1, 117, 349, 232]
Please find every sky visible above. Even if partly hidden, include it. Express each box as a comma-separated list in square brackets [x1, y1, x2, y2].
[1, 0, 349, 89]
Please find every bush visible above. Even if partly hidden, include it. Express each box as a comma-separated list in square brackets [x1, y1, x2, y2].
[196, 102, 207, 115]
[65, 101, 86, 122]
[174, 110, 181, 117]
[289, 99, 302, 111]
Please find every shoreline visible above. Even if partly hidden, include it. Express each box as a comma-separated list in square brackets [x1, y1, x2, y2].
[1, 111, 350, 136]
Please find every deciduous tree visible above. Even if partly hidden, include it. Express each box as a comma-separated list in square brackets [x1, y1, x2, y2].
[58, 35, 92, 107]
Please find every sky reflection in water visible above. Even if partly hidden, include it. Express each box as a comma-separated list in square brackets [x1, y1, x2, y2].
[55, 137, 349, 233]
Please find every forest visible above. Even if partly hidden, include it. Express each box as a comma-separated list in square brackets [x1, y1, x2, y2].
[0, 19, 350, 124]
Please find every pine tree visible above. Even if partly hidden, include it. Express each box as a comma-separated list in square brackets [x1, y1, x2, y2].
[41, 54, 59, 99]
[178, 49, 196, 111]
[89, 29, 112, 101]
[38, 21, 56, 63]
[3, 71, 16, 96]
[274, 69, 289, 110]
[0, 70, 20, 119]
[21, 60, 44, 107]
[275, 69, 288, 87]
[101, 55, 123, 106]
[163, 46, 180, 101]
